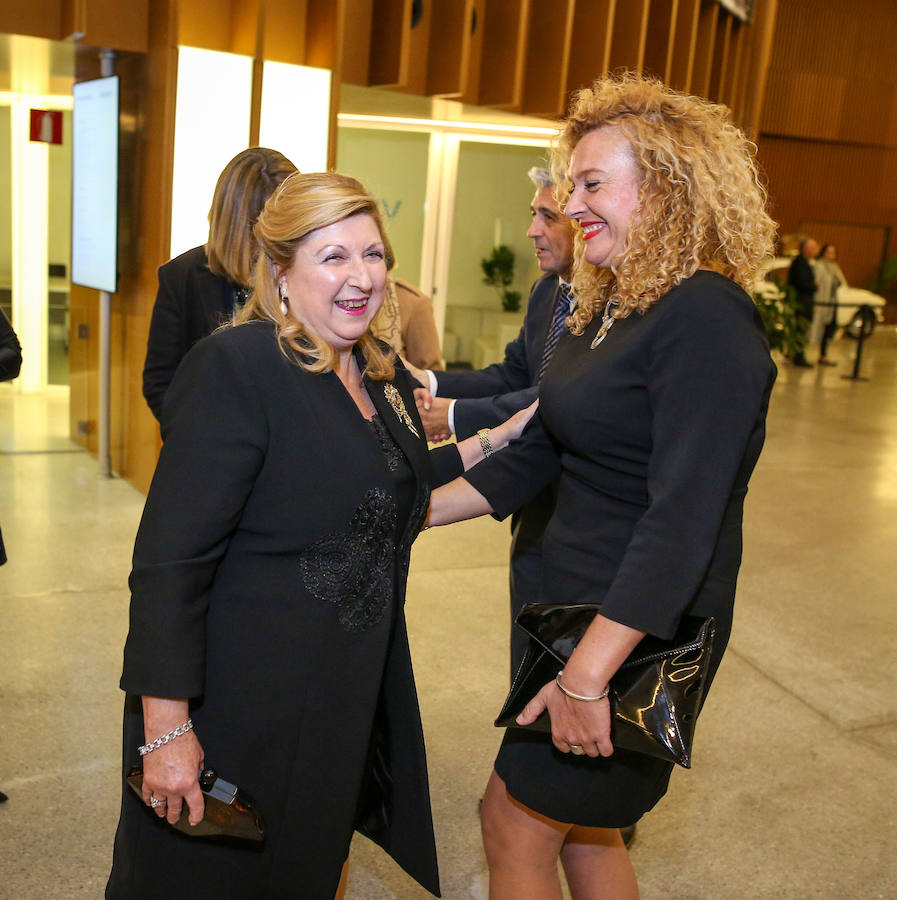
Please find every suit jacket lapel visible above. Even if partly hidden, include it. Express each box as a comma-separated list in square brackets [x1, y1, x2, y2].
[360, 354, 431, 484]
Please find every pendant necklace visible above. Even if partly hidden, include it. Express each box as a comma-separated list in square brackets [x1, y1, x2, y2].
[590, 301, 618, 350]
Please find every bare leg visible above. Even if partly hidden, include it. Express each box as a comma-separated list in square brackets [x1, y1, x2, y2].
[481, 769, 569, 900]
[333, 859, 348, 900]
[560, 825, 639, 900]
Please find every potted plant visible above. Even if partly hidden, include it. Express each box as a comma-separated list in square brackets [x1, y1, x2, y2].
[754, 276, 808, 358]
[481, 244, 522, 313]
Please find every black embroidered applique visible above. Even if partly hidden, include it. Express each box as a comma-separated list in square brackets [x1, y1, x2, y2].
[367, 415, 402, 472]
[300, 488, 397, 632]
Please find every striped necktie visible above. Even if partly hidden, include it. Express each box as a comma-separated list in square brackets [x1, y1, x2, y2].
[537, 282, 572, 383]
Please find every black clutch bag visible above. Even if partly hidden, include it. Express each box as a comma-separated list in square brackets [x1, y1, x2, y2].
[495, 603, 716, 768]
[126, 767, 265, 842]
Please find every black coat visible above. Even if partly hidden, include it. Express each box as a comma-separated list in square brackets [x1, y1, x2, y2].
[0, 307, 22, 383]
[434, 274, 564, 670]
[142, 246, 244, 422]
[0, 308, 21, 565]
[788, 253, 817, 320]
[109, 322, 461, 898]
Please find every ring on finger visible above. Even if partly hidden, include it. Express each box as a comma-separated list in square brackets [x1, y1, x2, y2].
[149, 797, 167, 809]
[569, 743, 585, 755]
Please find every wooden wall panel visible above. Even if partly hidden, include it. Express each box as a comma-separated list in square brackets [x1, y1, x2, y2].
[75, 0, 149, 52]
[707, 9, 731, 101]
[0, 1, 63, 41]
[607, 0, 648, 73]
[798, 220, 889, 287]
[178, 0, 233, 50]
[426, 0, 474, 96]
[761, 0, 897, 146]
[477, 0, 531, 109]
[68, 0, 175, 489]
[565, 0, 615, 97]
[521, 0, 574, 116]
[231, 0, 261, 56]
[368, 0, 411, 87]
[333, 0, 372, 82]
[642, 0, 677, 85]
[692, 0, 718, 98]
[458, 0, 486, 105]
[401, 0, 432, 96]
[668, 0, 699, 91]
[758, 136, 897, 284]
[263, 0, 308, 65]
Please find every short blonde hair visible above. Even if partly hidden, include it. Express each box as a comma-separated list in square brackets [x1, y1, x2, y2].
[206, 147, 297, 286]
[236, 172, 396, 380]
[553, 73, 776, 333]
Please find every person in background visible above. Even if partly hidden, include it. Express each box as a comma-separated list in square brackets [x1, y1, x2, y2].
[787, 237, 819, 368]
[0, 305, 22, 804]
[812, 243, 845, 366]
[107, 172, 530, 899]
[372, 276, 445, 370]
[405, 166, 575, 677]
[142, 147, 297, 421]
[427, 73, 777, 898]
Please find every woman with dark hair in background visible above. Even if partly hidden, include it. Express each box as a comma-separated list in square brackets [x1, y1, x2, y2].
[142, 147, 297, 421]
[812, 243, 846, 365]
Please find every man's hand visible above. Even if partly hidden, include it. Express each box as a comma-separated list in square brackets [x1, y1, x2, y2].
[415, 394, 452, 443]
[401, 357, 428, 388]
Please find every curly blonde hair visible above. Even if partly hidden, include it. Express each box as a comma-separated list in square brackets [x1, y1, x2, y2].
[236, 172, 396, 380]
[552, 73, 776, 333]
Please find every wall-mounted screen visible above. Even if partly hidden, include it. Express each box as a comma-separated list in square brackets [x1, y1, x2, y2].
[71, 75, 119, 293]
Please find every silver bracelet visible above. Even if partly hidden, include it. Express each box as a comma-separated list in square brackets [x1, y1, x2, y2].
[556, 672, 610, 702]
[477, 428, 493, 457]
[138, 718, 194, 756]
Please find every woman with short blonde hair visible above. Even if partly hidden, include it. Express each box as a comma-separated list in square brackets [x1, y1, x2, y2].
[110, 171, 531, 898]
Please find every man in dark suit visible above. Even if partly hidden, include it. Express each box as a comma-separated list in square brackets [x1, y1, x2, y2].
[788, 237, 819, 367]
[406, 167, 575, 673]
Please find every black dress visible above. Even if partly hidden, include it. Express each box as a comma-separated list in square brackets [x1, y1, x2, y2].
[108, 322, 460, 898]
[465, 271, 777, 826]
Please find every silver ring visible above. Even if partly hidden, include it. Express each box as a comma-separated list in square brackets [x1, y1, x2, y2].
[149, 797, 166, 808]
[569, 744, 585, 755]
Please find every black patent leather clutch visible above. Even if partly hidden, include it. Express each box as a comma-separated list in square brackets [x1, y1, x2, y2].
[126, 767, 265, 842]
[495, 603, 715, 768]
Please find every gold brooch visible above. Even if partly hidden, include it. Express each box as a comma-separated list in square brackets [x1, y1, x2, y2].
[384, 384, 420, 438]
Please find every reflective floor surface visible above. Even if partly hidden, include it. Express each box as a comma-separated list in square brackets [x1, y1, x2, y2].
[1, 330, 895, 898]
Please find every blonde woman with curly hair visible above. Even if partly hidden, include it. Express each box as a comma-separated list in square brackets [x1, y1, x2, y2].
[108, 172, 532, 899]
[429, 74, 778, 897]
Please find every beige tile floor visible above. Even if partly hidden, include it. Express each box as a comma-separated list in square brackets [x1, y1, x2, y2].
[1, 330, 896, 898]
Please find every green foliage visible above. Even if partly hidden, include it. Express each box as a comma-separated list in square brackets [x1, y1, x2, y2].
[481, 245, 521, 312]
[869, 253, 897, 294]
[753, 276, 808, 357]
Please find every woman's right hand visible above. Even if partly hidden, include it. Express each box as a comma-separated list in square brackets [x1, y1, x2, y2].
[141, 697, 205, 826]
[490, 399, 539, 451]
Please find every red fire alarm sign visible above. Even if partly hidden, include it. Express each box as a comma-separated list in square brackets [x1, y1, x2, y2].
[30, 109, 64, 145]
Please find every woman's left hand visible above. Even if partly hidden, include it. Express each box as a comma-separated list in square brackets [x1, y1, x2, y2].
[516, 676, 614, 758]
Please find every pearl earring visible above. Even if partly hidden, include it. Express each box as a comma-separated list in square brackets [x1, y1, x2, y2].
[279, 283, 289, 316]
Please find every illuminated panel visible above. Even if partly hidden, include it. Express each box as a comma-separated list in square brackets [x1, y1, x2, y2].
[259, 61, 330, 174]
[170, 47, 252, 259]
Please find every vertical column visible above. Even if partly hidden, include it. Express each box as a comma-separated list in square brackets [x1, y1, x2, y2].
[10, 98, 50, 393]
